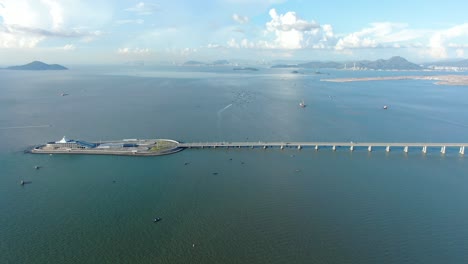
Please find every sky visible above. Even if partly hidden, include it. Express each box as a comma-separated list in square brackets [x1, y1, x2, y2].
[1, 0, 468, 64]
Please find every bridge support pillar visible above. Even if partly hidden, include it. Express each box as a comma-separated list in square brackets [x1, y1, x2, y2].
[422, 146, 427, 154]
[332, 145, 336, 151]
[350, 145, 354, 151]
[315, 145, 319, 151]
[213, 146, 216, 149]
[404, 146, 408, 153]
[441, 146, 446, 154]
[297, 145, 302, 150]
[280, 145, 284, 150]
[368, 146, 372, 152]
[263, 146, 267, 149]
[460, 146, 465, 155]
[386, 146, 390, 152]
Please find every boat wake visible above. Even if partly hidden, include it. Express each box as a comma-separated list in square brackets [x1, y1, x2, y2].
[217, 104, 233, 115]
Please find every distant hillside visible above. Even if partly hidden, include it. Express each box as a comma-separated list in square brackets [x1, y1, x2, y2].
[233, 67, 259, 71]
[271, 56, 421, 70]
[6, 61, 68, 70]
[358, 56, 421, 70]
[183, 60, 205, 66]
[184, 60, 232, 66]
[271, 64, 299, 68]
[212, 60, 230, 65]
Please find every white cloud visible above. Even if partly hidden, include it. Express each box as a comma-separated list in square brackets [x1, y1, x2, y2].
[227, 38, 239, 48]
[456, 48, 464, 58]
[232, 13, 249, 24]
[0, 0, 109, 48]
[428, 23, 468, 59]
[264, 9, 322, 49]
[207, 43, 223, 49]
[125, 2, 158, 16]
[334, 22, 421, 50]
[448, 43, 468, 48]
[180, 47, 197, 56]
[41, 0, 64, 30]
[117, 47, 151, 55]
[63, 44, 75, 50]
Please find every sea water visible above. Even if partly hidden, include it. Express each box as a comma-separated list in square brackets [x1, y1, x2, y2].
[1, 66, 468, 263]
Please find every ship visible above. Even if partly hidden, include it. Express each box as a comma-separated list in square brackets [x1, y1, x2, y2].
[299, 100, 306, 108]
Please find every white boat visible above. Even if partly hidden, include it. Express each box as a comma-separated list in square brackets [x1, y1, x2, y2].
[299, 100, 306, 108]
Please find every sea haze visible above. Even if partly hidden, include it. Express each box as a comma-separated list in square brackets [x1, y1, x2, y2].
[1, 66, 468, 264]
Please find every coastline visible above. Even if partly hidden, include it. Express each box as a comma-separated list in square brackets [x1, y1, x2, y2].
[30, 139, 183, 156]
[321, 75, 468, 86]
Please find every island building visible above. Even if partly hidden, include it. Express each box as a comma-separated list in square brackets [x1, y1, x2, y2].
[32, 136, 181, 156]
[44, 136, 140, 150]
[45, 136, 97, 149]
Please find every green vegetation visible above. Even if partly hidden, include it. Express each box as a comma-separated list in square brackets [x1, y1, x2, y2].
[150, 140, 178, 152]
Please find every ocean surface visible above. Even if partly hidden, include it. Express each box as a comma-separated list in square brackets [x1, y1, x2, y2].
[1, 65, 468, 263]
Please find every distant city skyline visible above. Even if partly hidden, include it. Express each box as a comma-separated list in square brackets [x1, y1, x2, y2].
[1, 0, 468, 64]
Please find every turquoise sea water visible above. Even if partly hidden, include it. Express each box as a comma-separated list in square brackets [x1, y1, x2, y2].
[1, 66, 468, 263]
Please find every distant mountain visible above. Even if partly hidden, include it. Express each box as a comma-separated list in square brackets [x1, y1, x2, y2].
[233, 67, 259, 71]
[271, 64, 299, 68]
[183, 60, 205, 66]
[212, 60, 230, 65]
[271, 56, 421, 70]
[184, 60, 232, 66]
[358, 56, 421, 70]
[6, 61, 68, 70]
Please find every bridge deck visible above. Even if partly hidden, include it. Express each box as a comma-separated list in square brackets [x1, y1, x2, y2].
[178, 142, 468, 148]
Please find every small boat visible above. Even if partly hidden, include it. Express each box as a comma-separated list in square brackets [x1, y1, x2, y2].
[383, 105, 388, 110]
[34, 165, 40, 170]
[299, 100, 306, 108]
[61, 93, 69, 96]
[153, 217, 162, 223]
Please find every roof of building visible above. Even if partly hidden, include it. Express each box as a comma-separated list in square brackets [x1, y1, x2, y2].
[56, 136, 72, 143]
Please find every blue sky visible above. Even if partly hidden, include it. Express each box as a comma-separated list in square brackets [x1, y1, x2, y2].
[1, 0, 468, 64]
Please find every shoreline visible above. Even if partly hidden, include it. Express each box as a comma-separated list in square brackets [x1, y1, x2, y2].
[30, 139, 183, 156]
[321, 75, 468, 86]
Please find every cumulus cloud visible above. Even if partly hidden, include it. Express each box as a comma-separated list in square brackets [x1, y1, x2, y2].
[224, 9, 336, 51]
[125, 2, 158, 15]
[0, 0, 107, 48]
[334, 22, 420, 50]
[232, 14, 249, 24]
[264, 9, 321, 49]
[428, 23, 468, 59]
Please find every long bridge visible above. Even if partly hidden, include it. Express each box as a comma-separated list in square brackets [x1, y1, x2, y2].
[177, 142, 467, 154]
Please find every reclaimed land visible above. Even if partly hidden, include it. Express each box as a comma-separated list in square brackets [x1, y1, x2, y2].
[321, 75, 468, 86]
[30, 139, 183, 156]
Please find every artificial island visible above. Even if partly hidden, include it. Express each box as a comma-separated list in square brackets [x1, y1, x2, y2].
[31, 136, 183, 156]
